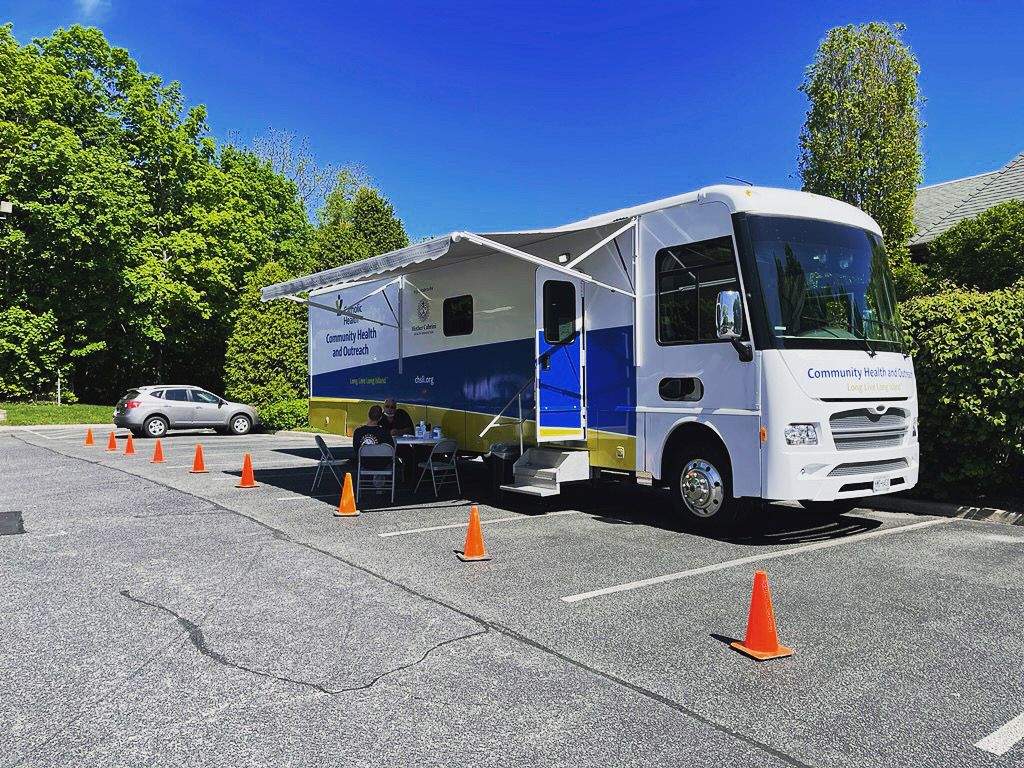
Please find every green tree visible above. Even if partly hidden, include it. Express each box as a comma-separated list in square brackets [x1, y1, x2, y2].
[798, 22, 924, 292]
[928, 200, 1024, 292]
[0, 24, 313, 401]
[0, 307, 67, 400]
[222, 261, 308, 408]
[311, 171, 408, 271]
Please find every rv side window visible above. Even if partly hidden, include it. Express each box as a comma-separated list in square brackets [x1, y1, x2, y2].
[443, 295, 473, 336]
[543, 280, 576, 344]
[656, 236, 740, 344]
[659, 377, 703, 401]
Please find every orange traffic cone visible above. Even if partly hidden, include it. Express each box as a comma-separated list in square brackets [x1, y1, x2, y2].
[151, 439, 165, 464]
[457, 505, 491, 562]
[730, 570, 793, 661]
[106, 431, 117, 451]
[333, 473, 360, 517]
[190, 444, 208, 474]
[236, 452, 258, 488]
[123, 434, 136, 456]
[84, 428, 95, 446]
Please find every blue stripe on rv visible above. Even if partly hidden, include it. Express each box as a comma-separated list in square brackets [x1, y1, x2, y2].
[311, 325, 636, 436]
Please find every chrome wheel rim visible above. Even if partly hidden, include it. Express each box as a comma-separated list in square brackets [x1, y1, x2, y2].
[680, 459, 724, 517]
[232, 417, 250, 434]
[147, 419, 166, 437]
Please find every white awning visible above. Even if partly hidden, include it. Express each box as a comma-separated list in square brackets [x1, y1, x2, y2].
[260, 220, 636, 302]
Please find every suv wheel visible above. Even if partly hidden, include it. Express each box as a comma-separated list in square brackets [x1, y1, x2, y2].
[143, 415, 168, 439]
[668, 441, 739, 534]
[229, 414, 252, 436]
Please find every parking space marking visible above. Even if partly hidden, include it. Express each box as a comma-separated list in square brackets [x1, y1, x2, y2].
[379, 510, 583, 538]
[275, 494, 337, 501]
[561, 517, 951, 603]
[976, 711, 1024, 756]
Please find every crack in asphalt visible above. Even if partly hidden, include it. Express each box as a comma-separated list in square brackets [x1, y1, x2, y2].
[120, 588, 488, 696]
[10, 433, 812, 768]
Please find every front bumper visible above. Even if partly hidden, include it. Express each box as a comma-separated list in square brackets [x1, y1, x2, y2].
[763, 442, 919, 502]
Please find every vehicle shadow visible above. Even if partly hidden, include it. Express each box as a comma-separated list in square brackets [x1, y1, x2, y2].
[228, 457, 883, 544]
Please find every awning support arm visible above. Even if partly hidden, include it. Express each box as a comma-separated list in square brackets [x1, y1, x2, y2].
[453, 231, 636, 298]
[565, 219, 636, 270]
[283, 295, 398, 329]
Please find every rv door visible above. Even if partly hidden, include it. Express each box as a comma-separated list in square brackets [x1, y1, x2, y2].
[535, 268, 586, 442]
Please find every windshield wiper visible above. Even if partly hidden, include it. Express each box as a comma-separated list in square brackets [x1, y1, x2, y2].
[863, 317, 910, 358]
[800, 315, 876, 357]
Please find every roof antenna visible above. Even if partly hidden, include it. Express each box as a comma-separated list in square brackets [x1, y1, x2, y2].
[726, 176, 753, 186]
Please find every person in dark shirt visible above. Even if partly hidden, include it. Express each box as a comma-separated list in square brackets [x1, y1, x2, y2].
[351, 405, 394, 472]
[380, 398, 414, 436]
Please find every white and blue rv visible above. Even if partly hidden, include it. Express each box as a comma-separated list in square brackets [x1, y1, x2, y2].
[263, 185, 918, 529]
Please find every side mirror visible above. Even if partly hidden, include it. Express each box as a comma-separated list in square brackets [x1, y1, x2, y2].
[715, 290, 744, 340]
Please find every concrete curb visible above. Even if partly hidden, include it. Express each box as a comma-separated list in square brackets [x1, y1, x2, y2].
[868, 494, 1023, 526]
[0, 422, 114, 432]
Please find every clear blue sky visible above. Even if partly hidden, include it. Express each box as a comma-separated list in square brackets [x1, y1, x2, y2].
[5, 1, 1023, 239]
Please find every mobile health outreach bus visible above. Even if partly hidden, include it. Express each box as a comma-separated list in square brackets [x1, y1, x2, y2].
[262, 185, 918, 530]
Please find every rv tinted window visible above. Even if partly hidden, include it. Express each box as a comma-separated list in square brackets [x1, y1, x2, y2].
[543, 280, 576, 344]
[656, 236, 740, 344]
[443, 295, 473, 336]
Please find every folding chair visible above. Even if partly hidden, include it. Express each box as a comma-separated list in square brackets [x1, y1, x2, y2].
[311, 435, 346, 492]
[356, 443, 397, 504]
[414, 439, 461, 498]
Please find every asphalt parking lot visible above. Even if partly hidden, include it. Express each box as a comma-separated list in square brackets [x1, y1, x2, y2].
[2, 427, 1023, 767]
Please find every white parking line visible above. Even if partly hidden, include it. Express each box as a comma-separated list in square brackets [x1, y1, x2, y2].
[976, 711, 1024, 756]
[561, 517, 951, 603]
[275, 494, 337, 501]
[379, 510, 583, 538]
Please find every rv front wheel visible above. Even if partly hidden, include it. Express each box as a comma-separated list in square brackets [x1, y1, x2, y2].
[669, 444, 737, 533]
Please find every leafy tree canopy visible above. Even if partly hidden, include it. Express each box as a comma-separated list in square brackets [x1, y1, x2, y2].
[927, 200, 1024, 292]
[798, 22, 924, 257]
[0, 24, 408, 404]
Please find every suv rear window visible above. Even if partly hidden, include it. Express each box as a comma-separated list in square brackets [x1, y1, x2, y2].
[118, 390, 141, 404]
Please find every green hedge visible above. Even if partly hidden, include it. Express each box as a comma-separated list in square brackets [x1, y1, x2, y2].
[259, 399, 309, 431]
[902, 284, 1024, 497]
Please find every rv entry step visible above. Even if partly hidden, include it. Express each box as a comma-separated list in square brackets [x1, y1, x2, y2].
[500, 447, 590, 497]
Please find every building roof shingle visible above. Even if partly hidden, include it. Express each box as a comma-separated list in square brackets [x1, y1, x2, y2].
[912, 152, 1024, 246]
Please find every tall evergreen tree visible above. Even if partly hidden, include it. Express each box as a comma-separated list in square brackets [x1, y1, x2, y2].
[798, 22, 924, 293]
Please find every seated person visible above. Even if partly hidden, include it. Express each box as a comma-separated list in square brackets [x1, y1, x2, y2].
[352, 406, 394, 474]
[380, 398, 414, 436]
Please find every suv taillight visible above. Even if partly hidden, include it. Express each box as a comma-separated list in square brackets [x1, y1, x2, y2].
[124, 400, 141, 409]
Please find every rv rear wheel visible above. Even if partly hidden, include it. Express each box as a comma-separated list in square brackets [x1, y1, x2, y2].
[669, 443, 737, 533]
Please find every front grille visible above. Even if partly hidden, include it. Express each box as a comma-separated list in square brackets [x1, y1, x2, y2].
[830, 408, 909, 451]
[828, 458, 909, 477]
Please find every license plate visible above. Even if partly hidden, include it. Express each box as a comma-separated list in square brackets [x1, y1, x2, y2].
[872, 477, 891, 494]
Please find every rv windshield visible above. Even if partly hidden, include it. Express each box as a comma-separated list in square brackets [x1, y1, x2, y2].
[742, 215, 904, 353]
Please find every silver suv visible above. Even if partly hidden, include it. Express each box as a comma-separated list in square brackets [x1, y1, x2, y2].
[113, 386, 260, 438]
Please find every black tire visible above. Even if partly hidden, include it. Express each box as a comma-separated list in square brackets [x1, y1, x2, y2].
[129, 428, 143, 438]
[799, 499, 858, 516]
[142, 415, 169, 439]
[228, 414, 252, 436]
[668, 440, 739, 534]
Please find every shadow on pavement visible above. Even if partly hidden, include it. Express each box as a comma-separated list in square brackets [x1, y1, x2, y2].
[226, 457, 884, 544]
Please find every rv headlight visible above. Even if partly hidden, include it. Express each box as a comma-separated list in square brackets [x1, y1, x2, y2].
[784, 424, 818, 446]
